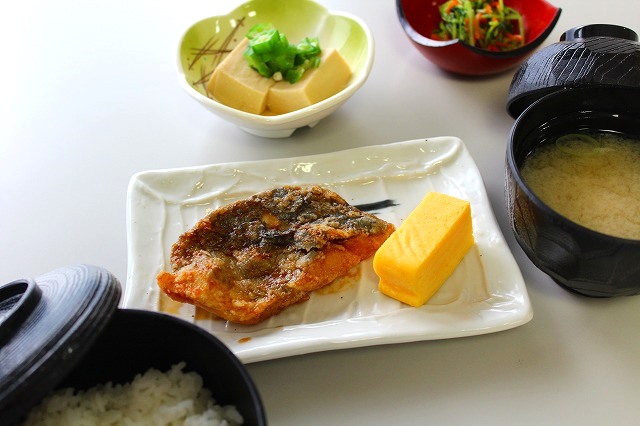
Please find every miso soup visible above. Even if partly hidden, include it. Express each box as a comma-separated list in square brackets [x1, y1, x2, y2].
[520, 132, 640, 240]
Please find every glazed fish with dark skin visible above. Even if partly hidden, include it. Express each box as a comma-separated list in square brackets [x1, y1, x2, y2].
[157, 185, 395, 325]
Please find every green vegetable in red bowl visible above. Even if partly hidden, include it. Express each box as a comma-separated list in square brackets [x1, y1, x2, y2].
[396, 0, 560, 76]
[432, 0, 524, 51]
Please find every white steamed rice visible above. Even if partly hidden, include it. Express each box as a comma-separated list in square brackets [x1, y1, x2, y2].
[23, 362, 243, 426]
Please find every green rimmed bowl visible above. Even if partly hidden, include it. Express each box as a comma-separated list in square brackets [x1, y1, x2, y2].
[177, 0, 374, 138]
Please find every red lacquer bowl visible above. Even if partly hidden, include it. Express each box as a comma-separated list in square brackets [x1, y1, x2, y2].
[397, 0, 561, 76]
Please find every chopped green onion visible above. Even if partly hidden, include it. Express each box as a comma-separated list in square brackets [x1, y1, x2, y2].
[285, 67, 305, 84]
[246, 23, 275, 39]
[249, 29, 280, 54]
[244, 46, 272, 77]
[243, 23, 322, 84]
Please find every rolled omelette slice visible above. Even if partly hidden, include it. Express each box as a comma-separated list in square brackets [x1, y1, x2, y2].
[373, 191, 474, 307]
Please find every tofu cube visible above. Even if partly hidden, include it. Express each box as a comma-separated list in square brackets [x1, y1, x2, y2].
[267, 48, 352, 115]
[207, 38, 275, 114]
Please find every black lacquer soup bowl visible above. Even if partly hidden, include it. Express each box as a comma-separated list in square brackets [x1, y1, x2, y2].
[506, 86, 640, 297]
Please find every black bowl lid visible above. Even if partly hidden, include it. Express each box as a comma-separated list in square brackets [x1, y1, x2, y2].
[561, 24, 638, 42]
[0, 264, 121, 425]
[506, 24, 640, 118]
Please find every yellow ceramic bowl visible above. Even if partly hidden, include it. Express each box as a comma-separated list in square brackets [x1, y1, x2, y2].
[177, 0, 374, 138]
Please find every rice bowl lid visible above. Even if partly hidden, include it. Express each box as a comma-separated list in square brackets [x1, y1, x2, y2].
[506, 24, 640, 119]
[0, 264, 121, 425]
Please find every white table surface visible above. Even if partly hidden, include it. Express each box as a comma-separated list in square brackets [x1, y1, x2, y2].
[2, 1, 639, 424]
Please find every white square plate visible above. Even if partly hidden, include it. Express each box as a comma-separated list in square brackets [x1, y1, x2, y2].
[124, 138, 532, 363]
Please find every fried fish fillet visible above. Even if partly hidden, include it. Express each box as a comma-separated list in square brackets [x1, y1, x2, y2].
[156, 185, 395, 325]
